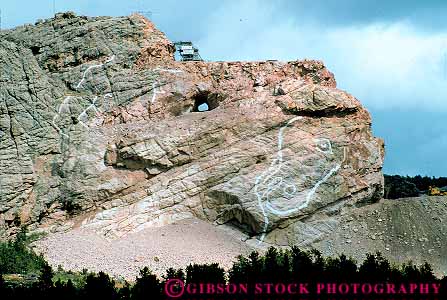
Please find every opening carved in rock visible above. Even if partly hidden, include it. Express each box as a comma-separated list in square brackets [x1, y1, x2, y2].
[30, 46, 40, 55]
[192, 91, 219, 112]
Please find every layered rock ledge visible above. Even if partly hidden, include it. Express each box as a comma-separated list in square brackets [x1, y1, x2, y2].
[0, 12, 384, 247]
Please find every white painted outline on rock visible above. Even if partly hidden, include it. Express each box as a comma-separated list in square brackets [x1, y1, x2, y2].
[77, 96, 100, 128]
[52, 96, 72, 138]
[153, 67, 183, 74]
[151, 82, 166, 103]
[150, 67, 183, 104]
[52, 55, 115, 137]
[75, 55, 115, 90]
[101, 93, 114, 112]
[254, 117, 347, 243]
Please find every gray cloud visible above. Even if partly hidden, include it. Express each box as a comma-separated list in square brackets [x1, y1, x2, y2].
[276, 0, 447, 32]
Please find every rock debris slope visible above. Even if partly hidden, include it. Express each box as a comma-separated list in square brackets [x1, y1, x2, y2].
[0, 12, 384, 247]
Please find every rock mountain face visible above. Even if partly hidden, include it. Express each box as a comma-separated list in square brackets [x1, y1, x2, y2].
[0, 12, 384, 246]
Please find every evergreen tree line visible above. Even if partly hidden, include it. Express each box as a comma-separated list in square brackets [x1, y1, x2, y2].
[0, 229, 47, 275]
[384, 174, 447, 199]
[1, 245, 446, 300]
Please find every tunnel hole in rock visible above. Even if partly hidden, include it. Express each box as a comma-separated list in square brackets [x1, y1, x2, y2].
[30, 46, 40, 55]
[192, 91, 219, 112]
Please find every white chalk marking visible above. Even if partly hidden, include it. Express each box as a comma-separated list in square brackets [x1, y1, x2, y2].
[149, 67, 183, 104]
[151, 82, 166, 103]
[53, 55, 115, 137]
[105, 55, 116, 63]
[100, 93, 114, 112]
[254, 117, 347, 244]
[254, 116, 302, 243]
[265, 152, 345, 216]
[77, 96, 100, 128]
[52, 96, 72, 138]
[75, 55, 115, 90]
[314, 138, 333, 154]
[153, 67, 183, 74]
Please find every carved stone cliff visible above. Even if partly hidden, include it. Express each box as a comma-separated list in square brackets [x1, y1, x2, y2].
[0, 12, 384, 246]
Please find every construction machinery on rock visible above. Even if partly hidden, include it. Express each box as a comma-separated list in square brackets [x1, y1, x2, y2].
[174, 41, 203, 61]
[428, 186, 447, 196]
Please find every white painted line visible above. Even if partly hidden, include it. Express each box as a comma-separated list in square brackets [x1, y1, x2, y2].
[53, 55, 115, 137]
[151, 82, 166, 103]
[52, 96, 72, 138]
[254, 117, 347, 244]
[76, 55, 116, 90]
[77, 96, 99, 128]
[153, 67, 183, 74]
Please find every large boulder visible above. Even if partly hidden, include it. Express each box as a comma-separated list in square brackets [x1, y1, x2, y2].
[0, 13, 384, 245]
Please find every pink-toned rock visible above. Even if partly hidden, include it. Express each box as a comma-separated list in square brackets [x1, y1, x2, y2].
[0, 13, 383, 249]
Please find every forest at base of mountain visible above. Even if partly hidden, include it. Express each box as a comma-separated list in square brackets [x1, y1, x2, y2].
[384, 174, 447, 199]
[1, 228, 446, 299]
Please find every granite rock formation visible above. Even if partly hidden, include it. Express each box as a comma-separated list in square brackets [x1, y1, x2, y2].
[0, 12, 384, 246]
